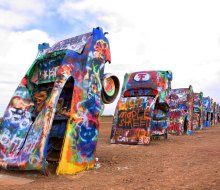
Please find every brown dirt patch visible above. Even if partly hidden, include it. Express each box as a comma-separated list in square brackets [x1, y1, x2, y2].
[0, 117, 220, 190]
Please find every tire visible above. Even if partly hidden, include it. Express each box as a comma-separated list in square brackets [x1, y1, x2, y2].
[184, 117, 188, 134]
[164, 128, 168, 139]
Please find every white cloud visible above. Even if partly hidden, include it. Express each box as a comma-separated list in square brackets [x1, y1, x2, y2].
[0, 0, 45, 29]
[1, 0, 220, 116]
[100, 0, 220, 114]
[0, 9, 34, 29]
[0, 29, 54, 116]
[4, 0, 44, 13]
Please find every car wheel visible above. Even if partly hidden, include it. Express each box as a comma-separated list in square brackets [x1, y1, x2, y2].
[164, 129, 168, 139]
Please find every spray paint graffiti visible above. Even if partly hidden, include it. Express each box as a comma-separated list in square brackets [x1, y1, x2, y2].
[210, 99, 215, 126]
[203, 96, 212, 128]
[0, 27, 120, 175]
[217, 104, 220, 122]
[110, 71, 172, 145]
[213, 102, 217, 125]
[192, 92, 203, 130]
[168, 86, 194, 135]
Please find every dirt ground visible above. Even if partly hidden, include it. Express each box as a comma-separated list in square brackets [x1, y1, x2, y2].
[0, 116, 220, 190]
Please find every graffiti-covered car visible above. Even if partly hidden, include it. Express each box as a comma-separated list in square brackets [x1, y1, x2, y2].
[168, 85, 194, 135]
[213, 101, 217, 125]
[217, 104, 220, 122]
[203, 96, 212, 127]
[192, 92, 203, 130]
[211, 99, 215, 126]
[0, 27, 120, 175]
[110, 70, 172, 145]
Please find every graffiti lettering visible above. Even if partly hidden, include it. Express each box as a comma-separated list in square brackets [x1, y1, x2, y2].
[134, 73, 150, 82]
[118, 109, 150, 128]
[170, 111, 182, 119]
[39, 67, 59, 81]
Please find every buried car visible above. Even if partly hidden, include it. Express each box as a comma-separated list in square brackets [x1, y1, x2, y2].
[213, 101, 217, 125]
[0, 27, 120, 175]
[217, 104, 220, 122]
[211, 99, 216, 126]
[168, 85, 194, 135]
[192, 92, 204, 130]
[215, 103, 220, 123]
[110, 70, 172, 145]
[203, 96, 212, 127]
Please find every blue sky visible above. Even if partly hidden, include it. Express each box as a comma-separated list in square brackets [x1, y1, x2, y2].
[0, 0, 220, 116]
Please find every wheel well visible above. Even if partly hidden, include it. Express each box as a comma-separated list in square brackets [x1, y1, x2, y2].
[184, 116, 188, 133]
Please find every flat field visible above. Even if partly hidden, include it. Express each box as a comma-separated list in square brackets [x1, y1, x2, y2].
[0, 116, 220, 190]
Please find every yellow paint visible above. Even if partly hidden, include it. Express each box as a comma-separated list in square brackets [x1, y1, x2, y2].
[56, 161, 94, 175]
[56, 117, 95, 175]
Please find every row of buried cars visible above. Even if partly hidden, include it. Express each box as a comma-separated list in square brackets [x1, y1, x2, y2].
[0, 27, 219, 175]
[110, 70, 220, 145]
